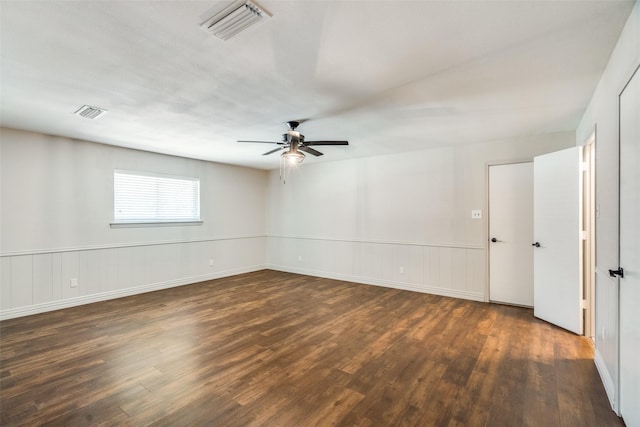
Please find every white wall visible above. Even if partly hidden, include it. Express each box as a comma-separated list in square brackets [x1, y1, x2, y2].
[0, 128, 267, 319]
[576, 2, 639, 411]
[266, 132, 573, 300]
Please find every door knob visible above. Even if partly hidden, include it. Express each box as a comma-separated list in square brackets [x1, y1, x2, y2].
[609, 268, 624, 278]
[491, 237, 501, 243]
[532, 242, 541, 247]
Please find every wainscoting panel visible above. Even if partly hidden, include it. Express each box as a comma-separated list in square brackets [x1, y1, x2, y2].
[1, 257, 11, 310]
[79, 250, 100, 297]
[267, 236, 485, 301]
[10, 255, 33, 308]
[2, 235, 485, 319]
[99, 248, 120, 293]
[32, 253, 53, 304]
[0, 236, 266, 320]
[61, 251, 80, 300]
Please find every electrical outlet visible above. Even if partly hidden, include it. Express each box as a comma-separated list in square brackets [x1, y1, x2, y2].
[298, 255, 302, 262]
[399, 266, 405, 274]
[70, 278, 78, 288]
[208, 259, 214, 267]
[471, 210, 482, 219]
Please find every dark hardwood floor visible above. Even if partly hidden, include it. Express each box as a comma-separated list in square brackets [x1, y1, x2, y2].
[0, 270, 621, 426]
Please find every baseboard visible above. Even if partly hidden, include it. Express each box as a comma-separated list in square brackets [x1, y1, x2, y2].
[594, 347, 617, 413]
[0, 264, 266, 321]
[267, 264, 485, 302]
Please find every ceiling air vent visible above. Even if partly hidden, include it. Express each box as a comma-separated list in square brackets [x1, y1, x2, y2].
[74, 105, 108, 120]
[200, 1, 271, 41]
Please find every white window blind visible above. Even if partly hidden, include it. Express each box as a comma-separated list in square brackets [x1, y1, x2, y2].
[114, 170, 200, 224]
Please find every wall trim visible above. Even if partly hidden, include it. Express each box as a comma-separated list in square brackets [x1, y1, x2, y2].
[267, 264, 485, 302]
[267, 235, 484, 250]
[0, 234, 266, 257]
[0, 264, 266, 321]
[595, 347, 618, 413]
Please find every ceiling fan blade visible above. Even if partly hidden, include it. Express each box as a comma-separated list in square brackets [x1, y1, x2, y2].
[305, 140, 349, 146]
[238, 140, 281, 144]
[299, 146, 324, 156]
[263, 147, 286, 156]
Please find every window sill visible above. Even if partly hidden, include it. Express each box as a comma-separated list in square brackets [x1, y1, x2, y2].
[110, 221, 203, 229]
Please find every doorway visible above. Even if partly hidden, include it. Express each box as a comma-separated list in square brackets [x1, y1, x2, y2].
[488, 150, 595, 335]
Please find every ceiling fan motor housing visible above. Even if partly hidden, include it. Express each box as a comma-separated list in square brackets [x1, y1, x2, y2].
[282, 132, 304, 144]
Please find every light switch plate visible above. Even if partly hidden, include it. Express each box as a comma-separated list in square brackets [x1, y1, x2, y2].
[471, 210, 482, 219]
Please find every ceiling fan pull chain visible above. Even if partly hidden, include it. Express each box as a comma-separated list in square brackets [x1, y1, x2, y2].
[280, 155, 287, 184]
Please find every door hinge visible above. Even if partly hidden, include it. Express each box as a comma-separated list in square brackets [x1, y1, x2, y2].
[580, 299, 587, 310]
[580, 161, 588, 172]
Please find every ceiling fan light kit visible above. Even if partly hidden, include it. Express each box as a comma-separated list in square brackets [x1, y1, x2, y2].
[200, 0, 271, 41]
[282, 150, 305, 164]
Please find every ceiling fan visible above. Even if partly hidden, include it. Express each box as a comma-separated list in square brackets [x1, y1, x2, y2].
[238, 121, 348, 164]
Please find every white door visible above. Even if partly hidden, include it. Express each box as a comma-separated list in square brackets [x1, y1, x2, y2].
[533, 147, 583, 334]
[489, 162, 534, 306]
[618, 66, 639, 427]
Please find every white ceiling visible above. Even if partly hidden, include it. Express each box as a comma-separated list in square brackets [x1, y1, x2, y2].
[0, 0, 634, 170]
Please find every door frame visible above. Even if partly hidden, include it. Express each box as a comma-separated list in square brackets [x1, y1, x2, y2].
[582, 130, 596, 340]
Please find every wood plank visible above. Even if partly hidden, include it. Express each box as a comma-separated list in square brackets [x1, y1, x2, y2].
[0, 270, 623, 426]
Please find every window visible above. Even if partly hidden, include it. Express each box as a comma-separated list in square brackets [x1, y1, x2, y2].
[112, 170, 201, 226]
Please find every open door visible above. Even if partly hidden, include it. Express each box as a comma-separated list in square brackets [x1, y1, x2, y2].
[533, 147, 583, 335]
